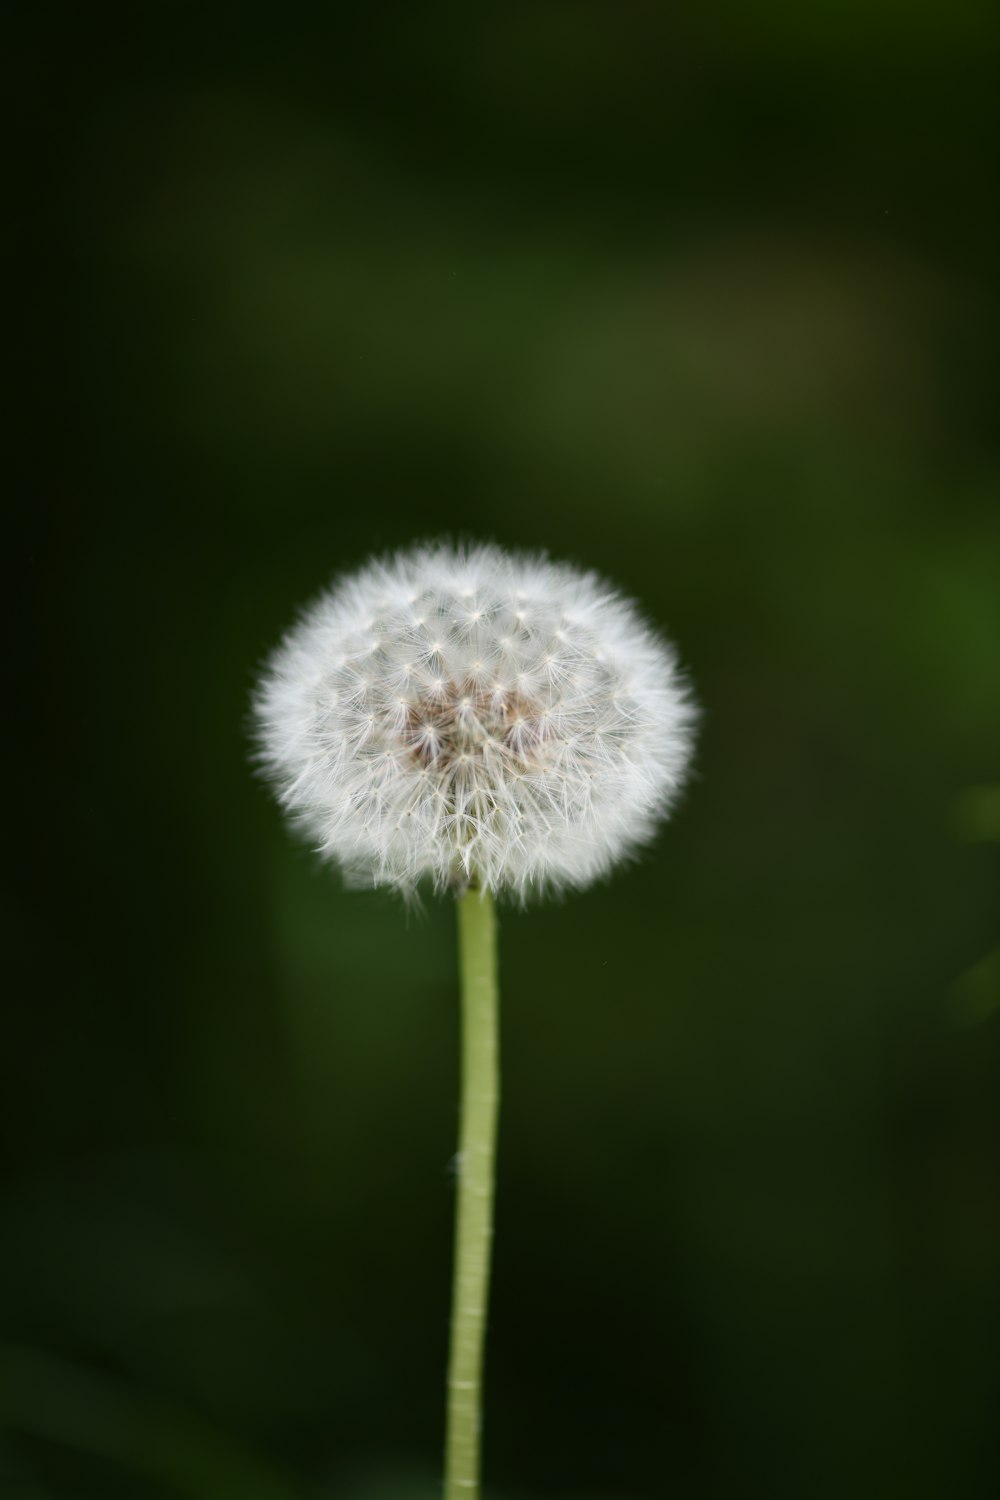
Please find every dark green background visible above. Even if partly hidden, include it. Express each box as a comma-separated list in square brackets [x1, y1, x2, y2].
[6, 5, 999, 1497]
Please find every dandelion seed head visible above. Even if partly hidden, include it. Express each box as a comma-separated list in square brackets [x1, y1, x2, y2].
[253, 541, 697, 898]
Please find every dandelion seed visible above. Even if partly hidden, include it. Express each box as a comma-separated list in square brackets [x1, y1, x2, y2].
[254, 542, 696, 900]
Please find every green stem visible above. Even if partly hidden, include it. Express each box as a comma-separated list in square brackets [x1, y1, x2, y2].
[445, 885, 500, 1500]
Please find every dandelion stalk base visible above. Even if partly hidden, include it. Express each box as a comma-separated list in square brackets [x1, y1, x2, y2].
[445, 886, 499, 1500]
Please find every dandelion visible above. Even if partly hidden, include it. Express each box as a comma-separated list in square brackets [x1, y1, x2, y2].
[253, 540, 697, 1497]
[255, 542, 695, 900]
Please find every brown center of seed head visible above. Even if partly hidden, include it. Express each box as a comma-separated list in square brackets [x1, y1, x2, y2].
[403, 678, 547, 773]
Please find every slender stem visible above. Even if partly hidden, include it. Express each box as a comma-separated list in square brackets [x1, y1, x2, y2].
[445, 886, 500, 1500]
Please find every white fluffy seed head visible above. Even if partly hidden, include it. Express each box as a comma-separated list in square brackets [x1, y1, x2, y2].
[253, 541, 697, 900]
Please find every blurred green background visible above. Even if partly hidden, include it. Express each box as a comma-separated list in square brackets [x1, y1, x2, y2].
[6, 4, 1000, 1497]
